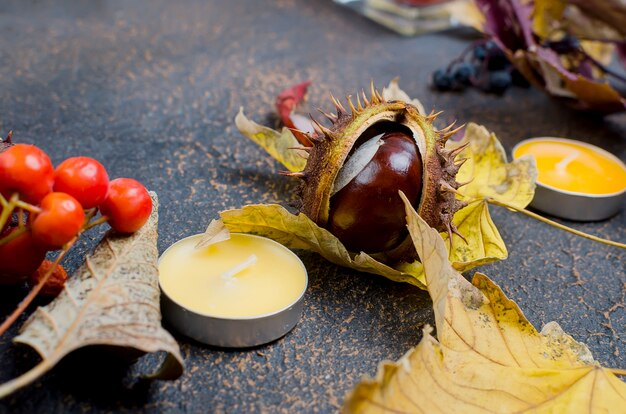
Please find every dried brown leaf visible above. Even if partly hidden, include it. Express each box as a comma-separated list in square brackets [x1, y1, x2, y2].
[0, 193, 183, 398]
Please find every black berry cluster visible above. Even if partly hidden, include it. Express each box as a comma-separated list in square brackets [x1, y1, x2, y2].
[432, 41, 529, 95]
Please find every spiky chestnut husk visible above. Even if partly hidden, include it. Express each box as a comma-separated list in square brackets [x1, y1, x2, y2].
[291, 86, 466, 262]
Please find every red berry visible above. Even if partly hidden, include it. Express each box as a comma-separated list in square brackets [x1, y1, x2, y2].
[0, 144, 54, 204]
[54, 157, 109, 209]
[32, 192, 85, 249]
[99, 178, 152, 233]
[29, 260, 68, 297]
[0, 227, 48, 285]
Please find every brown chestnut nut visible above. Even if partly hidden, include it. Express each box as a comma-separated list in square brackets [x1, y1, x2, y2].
[328, 131, 423, 253]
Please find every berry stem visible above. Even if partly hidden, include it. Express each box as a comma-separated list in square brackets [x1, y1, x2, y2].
[14, 200, 42, 215]
[0, 193, 18, 232]
[487, 198, 626, 249]
[0, 225, 27, 247]
[17, 208, 24, 227]
[0, 237, 76, 338]
[0, 205, 110, 337]
[84, 215, 108, 230]
[446, 39, 488, 72]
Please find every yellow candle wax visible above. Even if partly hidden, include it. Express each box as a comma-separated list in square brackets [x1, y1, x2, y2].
[514, 138, 626, 195]
[159, 234, 307, 318]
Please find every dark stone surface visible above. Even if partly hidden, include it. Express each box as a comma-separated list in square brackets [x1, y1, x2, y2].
[0, 0, 624, 412]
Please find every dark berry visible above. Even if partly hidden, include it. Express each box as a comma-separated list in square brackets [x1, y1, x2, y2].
[433, 69, 454, 91]
[453, 63, 475, 86]
[511, 68, 530, 87]
[473, 44, 487, 61]
[545, 35, 580, 55]
[487, 70, 512, 94]
[487, 52, 509, 71]
[484, 42, 509, 71]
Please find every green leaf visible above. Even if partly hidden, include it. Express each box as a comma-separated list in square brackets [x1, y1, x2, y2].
[235, 107, 307, 172]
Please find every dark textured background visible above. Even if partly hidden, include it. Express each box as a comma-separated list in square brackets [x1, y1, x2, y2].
[0, 0, 624, 412]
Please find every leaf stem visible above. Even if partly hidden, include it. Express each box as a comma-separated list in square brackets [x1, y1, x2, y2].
[609, 368, 626, 377]
[487, 199, 626, 249]
[0, 359, 54, 399]
[0, 237, 76, 338]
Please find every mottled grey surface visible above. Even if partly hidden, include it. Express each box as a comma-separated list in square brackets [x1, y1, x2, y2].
[0, 0, 624, 413]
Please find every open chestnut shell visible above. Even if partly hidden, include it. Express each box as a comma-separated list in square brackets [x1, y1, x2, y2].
[295, 88, 465, 262]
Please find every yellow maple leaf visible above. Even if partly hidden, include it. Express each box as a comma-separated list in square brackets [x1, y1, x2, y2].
[454, 122, 537, 209]
[343, 193, 626, 414]
[444, 199, 507, 272]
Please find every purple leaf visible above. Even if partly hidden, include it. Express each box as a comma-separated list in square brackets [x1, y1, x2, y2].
[474, 0, 534, 51]
[617, 42, 626, 68]
[534, 47, 578, 81]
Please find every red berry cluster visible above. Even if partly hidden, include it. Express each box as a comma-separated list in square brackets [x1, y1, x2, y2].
[0, 142, 152, 293]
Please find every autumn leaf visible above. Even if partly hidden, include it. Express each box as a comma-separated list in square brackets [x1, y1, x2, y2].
[439, 122, 536, 270]
[454, 122, 537, 209]
[475, 0, 626, 113]
[275, 80, 314, 147]
[0, 193, 184, 398]
[343, 193, 626, 413]
[234, 107, 308, 172]
[205, 203, 426, 288]
[443, 199, 507, 272]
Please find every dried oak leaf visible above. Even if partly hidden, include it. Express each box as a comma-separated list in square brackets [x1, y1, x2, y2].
[343, 193, 626, 413]
[0, 193, 183, 398]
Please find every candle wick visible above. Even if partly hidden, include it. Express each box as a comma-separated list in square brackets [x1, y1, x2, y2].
[220, 254, 258, 280]
[555, 152, 579, 172]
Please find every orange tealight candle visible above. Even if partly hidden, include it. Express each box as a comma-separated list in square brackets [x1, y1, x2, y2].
[513, 137, 626, 220]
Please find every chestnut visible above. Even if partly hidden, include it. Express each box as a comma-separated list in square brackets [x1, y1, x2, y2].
[328, 131, 423, 253]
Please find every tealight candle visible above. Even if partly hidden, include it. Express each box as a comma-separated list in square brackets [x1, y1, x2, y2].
[159, 233, 307, 347]
[513, 137, 626, 220]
